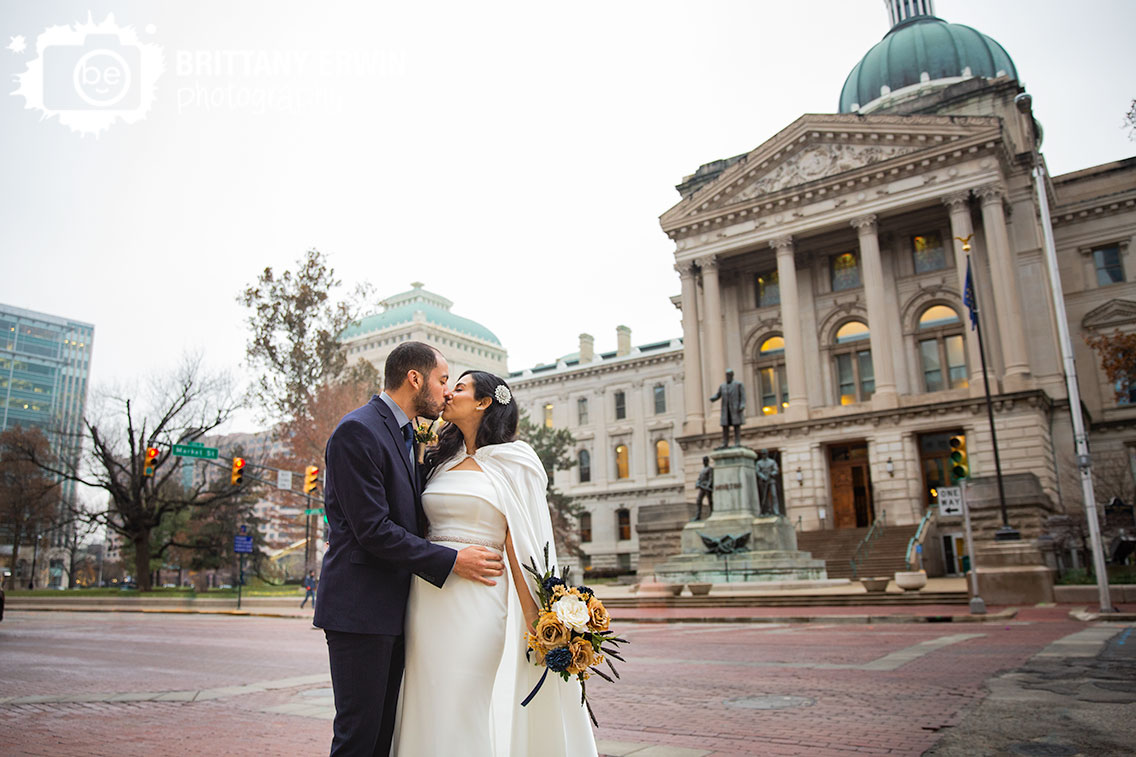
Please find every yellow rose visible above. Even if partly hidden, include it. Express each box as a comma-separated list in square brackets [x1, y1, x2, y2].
[586, 596, 610, 632]
[566, 636, 595, 676]
[534, 612, 572, 649]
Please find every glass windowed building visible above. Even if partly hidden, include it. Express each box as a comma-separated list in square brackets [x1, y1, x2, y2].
[1, 303, 94, 586]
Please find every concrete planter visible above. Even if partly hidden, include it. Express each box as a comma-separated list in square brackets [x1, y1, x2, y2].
[894, 570, 927, 592]
[860, 577, 891, 593]
[687, 583, 713, 596]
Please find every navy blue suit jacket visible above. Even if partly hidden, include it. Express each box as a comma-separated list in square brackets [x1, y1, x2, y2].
[314, 395, 457, 635]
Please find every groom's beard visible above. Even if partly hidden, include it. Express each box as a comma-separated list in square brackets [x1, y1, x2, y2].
[413, 384, 445, 420]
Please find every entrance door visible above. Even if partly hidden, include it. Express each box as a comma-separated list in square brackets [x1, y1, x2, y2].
[941, 532, 966, 575]
[829, 443, 873, 528]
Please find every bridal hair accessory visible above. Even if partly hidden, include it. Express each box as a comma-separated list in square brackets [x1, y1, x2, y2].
[521, 543, 628, 726]
[494, 384, 512, 405]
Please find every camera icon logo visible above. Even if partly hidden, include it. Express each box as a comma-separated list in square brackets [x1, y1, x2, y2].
[43, 34, 141, 110]
[12, 14, 164, 136]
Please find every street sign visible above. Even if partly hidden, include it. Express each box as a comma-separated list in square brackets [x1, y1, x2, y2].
[233, 535, 254, 554]
[172, 444, 219, 460]
[938, 486, 964, 517]
[304, 508, 324, 515]
[277, 470, 293, 491]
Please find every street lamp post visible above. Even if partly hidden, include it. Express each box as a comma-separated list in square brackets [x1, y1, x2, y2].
[1016, 93, 1112, 614]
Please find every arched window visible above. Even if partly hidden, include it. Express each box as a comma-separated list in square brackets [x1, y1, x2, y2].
[756, 335, 788, 415]
[579, 512, 592, 543]
[655, 440, 670, 475]
[833, 320, 874, 405]
[616, 508, 631, 540]
[614, 444, 629, 479]
[578, 449, 591, 483]
[917, 305, 968, 392]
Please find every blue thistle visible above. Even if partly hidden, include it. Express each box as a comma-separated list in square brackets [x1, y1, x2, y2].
[575, 585, 594, 598]
[545, 647, 573, 673]
[542, 575, 565, 594]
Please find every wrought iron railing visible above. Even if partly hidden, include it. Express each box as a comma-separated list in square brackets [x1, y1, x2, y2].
[905, 506, 936, 571]
[849, 509, 886, 579]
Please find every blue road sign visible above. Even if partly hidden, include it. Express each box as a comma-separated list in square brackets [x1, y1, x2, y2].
[233, 535, 254, 554]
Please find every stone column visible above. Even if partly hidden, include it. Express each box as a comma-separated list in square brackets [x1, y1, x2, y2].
[942, 191, 989, 395]
[851, 215, 898, 407]
[975, 185, 1032, 390]
[700, 255, 726, 393]
[770, 236, 808, 419]
[676, 263, 705, 433]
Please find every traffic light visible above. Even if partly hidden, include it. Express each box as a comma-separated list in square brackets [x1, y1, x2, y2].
[143, 447, 159, 477]
[304, 465, 320, 494]
[231, 457, 246, 486]
[949, 434, 968, 481]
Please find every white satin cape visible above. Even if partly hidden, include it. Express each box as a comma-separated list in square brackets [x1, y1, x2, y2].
[431, 440, 598, 757]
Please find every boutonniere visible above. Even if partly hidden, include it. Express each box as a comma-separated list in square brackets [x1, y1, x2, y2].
[414, 418, 444, 463]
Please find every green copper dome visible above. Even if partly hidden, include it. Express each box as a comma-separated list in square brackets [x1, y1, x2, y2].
[341, 282, 502, 345]
[839, 16, 1017, 113]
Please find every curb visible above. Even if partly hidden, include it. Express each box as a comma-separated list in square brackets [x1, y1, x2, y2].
[611, 608, 1018, 624]
[7, 606, 312, 620]
[1068, 607, 1136, 622]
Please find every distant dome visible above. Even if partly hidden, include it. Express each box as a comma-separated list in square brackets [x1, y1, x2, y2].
[839, 15, 1018, 113]
[341, 282, 502, 345]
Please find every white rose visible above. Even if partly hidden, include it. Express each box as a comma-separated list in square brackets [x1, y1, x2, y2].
[552, 594, 590, 633]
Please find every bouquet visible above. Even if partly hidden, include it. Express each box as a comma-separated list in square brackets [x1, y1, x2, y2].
[413, 418, 444, 463]
[521, 543, 627, 725]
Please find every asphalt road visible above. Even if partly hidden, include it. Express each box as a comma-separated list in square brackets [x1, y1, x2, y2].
[1, 609, 1131, 756]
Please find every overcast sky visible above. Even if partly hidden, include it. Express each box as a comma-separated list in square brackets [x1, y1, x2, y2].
[2, 0, 1134, 434]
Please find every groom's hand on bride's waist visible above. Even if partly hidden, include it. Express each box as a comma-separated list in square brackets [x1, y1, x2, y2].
[452, 546, 506, 586]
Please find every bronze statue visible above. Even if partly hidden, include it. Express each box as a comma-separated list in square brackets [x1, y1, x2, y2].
[709, 369, 746, 448]
[755, 448, 780, 515]
[693, 455, 713, 520]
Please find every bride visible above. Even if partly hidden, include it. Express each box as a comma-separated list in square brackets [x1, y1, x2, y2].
[392, 370, 598, 757]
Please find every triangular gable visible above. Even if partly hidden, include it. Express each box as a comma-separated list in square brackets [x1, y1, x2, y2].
[661, 113, 1003, 229]
[1082, 299, 1136, 329]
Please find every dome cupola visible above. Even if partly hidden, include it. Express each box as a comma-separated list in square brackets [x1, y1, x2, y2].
[839, 0, 1018, 113]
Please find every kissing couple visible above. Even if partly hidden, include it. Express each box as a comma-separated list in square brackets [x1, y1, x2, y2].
[313, 341, 598, 756]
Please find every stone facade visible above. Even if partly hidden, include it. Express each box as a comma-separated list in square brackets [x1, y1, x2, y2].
[509, 329, 685, 573]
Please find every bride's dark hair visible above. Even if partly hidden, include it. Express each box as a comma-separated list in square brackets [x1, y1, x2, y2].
[423, 370, 518, 479]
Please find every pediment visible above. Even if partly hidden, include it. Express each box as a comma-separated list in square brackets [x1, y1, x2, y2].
[1082, 299, 1136, 329]
[661, 113, 1003, 229]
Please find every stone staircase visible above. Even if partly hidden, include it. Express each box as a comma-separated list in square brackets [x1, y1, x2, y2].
[796, 524, 919, 580]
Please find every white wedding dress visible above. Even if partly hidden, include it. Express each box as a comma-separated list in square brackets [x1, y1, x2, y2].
[392, 441, 598, 757]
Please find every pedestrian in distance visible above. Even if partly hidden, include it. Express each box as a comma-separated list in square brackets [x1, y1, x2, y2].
[300, 570, 317, 609]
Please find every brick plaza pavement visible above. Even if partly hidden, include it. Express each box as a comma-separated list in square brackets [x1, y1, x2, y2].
[0, 608, 1130, 756]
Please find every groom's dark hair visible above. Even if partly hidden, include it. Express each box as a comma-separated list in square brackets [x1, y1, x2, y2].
[384, 342, 439, 390]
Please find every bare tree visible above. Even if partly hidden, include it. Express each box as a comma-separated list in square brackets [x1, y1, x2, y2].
[15, 355, 251, 591]
[0, 426, 62, 587]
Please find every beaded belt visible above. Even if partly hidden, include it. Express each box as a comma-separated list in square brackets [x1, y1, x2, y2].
[427, 532, 504, 551]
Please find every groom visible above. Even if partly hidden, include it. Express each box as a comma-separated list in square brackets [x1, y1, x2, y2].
[314, 341, 505, 756]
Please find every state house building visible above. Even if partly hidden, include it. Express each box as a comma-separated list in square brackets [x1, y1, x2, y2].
[664, 1, 1135, 549]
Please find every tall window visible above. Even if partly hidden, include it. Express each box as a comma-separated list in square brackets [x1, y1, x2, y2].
[756, 335, 788, 415]
[616, 509, 631, 540]
[543, 403, 553, 428]
[578, 449, 591, 483]
[614, 444, 629, 479]
[579, 512, 592, 543]
[831, 251, 861, 291]
[755, 270, 780, 307]
[917, 305, 968, 392]
[653, 384, 666, 414]
[1093, 245, 1125, 286]
[833, 320, 874, 404]
[614, 390, 626, 420]
[912, 232, 947, 274]
[655, 440, 670, 475]
[577, 397, 588, 425]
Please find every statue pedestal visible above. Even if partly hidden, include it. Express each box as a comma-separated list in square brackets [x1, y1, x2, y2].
[654, 448, 826, 584]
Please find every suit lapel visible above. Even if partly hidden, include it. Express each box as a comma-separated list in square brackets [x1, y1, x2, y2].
[373, 397, 417, 495]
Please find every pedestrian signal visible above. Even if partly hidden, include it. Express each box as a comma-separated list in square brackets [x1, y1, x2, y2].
[949, 435, 968, 481]
[231, 457, 246, 486]
[143, 447, 159, 477]
[304, 465, 320, 494]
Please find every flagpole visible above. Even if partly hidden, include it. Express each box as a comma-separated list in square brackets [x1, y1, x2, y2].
[965, 255, 1018, 540]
